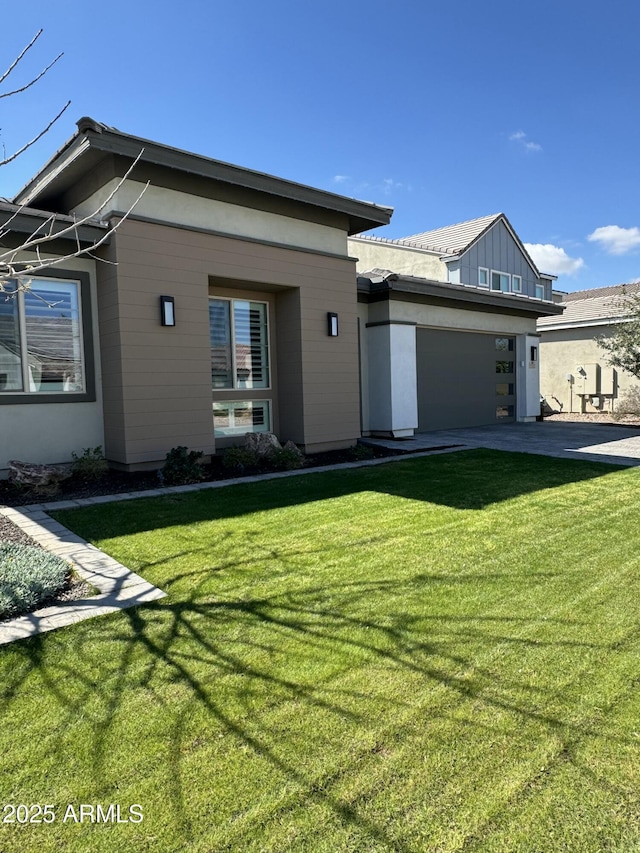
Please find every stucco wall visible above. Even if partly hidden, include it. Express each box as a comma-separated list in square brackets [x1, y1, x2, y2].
[387, 299, 538, 335]
[349, 238, 447, 280]
[75, 180, 349, 256]
[540, 327, 640, 413]
[0, 256, 104, 475]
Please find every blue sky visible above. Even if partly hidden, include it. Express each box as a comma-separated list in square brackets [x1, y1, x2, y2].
[3, 0, 640, 293]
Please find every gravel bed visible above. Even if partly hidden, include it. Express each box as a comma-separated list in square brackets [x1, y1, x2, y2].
[544, 412, 640, 427]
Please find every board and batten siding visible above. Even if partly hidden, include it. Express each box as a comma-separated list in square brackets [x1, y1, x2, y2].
[447, 220, 546, 297]
[97, 218, 361, 467]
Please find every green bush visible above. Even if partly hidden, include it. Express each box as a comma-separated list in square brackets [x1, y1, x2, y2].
[159, 446, 204, 486]
[222, 446, 261, 475]
[348, 443, 375, 461]
[270, 446, 304, 470]
[0, 543, 69, 619]
[614, 387, 640, 418]
[71, 446, 109, 481]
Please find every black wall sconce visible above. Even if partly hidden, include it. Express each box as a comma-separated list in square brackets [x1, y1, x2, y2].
[160, 295, 176, 327]
[530, 345, 538, 362]
[327, 312, 339, 337]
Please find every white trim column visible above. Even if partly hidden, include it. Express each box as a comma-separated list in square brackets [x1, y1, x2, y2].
[366, 321, 418, 437]
[516, 333, 541, 421]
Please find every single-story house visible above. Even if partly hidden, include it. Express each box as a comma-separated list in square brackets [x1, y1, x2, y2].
[349, 214, 562, 434]
[538, 282, 640, 414]
[0, 120, 563, 474]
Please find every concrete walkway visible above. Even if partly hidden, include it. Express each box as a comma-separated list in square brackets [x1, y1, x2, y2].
[364, 421, 640, 467]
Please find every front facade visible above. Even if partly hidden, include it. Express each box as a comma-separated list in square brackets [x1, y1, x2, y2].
[1, 123, 563, 475]
[1, 118, 391, 473]
[349, 215, 562, 436]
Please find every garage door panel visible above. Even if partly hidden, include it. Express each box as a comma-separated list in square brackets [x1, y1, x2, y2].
[417, 329, 515, 431]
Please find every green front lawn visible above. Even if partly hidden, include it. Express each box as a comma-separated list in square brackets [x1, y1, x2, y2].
[2, 449, 640, 852]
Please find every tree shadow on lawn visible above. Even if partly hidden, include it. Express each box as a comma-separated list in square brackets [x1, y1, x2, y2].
[53, 448, 627, 541]
[3, 564, 639, 851]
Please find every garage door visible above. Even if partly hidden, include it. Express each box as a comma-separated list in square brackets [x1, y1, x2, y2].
[416, 329, 516, 431]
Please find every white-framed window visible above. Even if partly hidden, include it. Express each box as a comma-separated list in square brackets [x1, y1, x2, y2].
[535, 284, 546, 300]
[491, 271, 511, 292]
[0, 277, 85, 394]
[478, 267, 489, 287]
[209, 297, 270, 390]
[213, 400, 271, 438]
[512, 275, 522, 293]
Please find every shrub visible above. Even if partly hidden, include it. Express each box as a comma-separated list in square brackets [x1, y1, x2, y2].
[222, 446, 261, 475]
[71, 446, 109, 481]
[0, 543, 69, 620]
[348, 443, 375, 461]
[614, 387, 640, 418]
[270, 445, 305, 471]
[159, 446, 204, 486]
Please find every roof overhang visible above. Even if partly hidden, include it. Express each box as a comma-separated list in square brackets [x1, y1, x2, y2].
[358, 271, 564, 318]
[14, 118, 393, 236]
[0, 200, 108, 246]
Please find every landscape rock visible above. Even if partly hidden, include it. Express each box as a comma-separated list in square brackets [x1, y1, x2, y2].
[8, 460, 72, 488]
[245, 432, 282, 458]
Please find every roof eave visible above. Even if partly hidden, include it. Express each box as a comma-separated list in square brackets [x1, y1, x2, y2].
[14, 118, 393, 235]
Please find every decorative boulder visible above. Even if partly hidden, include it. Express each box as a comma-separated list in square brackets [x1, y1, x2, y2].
[245, 432, 282, 459]
[8, 460, 72, 488]
[283, 440, 305, 463]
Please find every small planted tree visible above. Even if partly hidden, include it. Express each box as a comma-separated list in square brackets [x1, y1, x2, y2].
[596, 291, 640, 380]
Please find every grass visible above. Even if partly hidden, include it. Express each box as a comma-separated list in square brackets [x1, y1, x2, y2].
[2, 448, 640, 852]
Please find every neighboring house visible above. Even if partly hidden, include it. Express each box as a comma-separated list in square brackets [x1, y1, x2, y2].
[538, 283, 640, 414]
[0, 118, 391, 474]
[349, 214, 562, 435]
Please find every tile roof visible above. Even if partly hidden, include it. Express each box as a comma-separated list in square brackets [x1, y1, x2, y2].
[538, 282, 640, 328]
[399, 213, 503, 254]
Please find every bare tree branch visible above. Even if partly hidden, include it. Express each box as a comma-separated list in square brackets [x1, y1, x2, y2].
[0, 32, 148, 294]
[0, 29, 45, 88]
[0, 100, 70, 166]
[1, 150, 149, 289]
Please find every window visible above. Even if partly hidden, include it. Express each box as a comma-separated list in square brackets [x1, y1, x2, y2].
[213, 400, 271, 437]
[512, 275, 522, 293]
[496, 404, 514, 419]
[491, 271, 511, 292]
[210, 297, 271, 438]
[496, 383, 514, 396]
[535, 284, 546, 300]
[0, 277, 85, 395]
[478, 267, 489, 287]
[209, 298, 269, 390]
[495, 337, 514, 352]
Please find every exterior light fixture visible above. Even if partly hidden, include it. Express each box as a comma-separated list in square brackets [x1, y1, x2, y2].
[160, 295, 175, 326]
[327, 312, 338, 337]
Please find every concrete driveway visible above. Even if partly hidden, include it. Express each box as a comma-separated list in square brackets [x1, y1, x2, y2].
[366, 421, 640, 467]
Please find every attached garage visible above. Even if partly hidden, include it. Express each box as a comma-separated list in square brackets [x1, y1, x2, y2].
[416, 329, 516, 431]
[357, 270, 562, 438]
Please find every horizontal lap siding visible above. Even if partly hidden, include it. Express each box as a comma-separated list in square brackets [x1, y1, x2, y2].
[100, 218, 360, 464]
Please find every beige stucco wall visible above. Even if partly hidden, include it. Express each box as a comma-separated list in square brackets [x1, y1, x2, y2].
[540, 327, 640, 413]
[385, 299, 538, 335]
[0, 255, 104, 474]
[349, 238, 447, 280]
[75, 180, 349, 256]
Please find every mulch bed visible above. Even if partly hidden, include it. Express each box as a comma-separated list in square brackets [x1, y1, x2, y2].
[0, 445, 409, 511]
